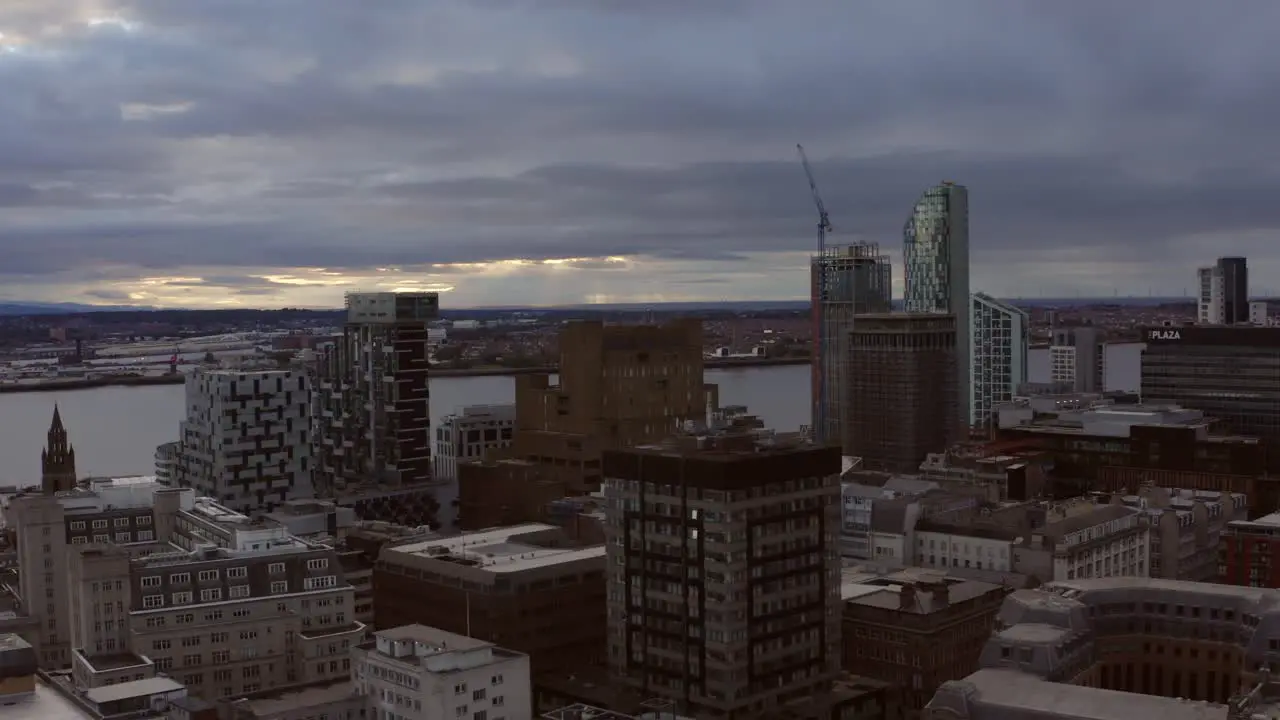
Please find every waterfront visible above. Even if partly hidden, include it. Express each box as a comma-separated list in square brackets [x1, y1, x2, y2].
[0, 343, 1143, 486]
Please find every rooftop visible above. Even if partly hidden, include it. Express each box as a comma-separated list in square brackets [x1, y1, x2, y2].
[6, 678, 95, 720]
[842, 569, 1005, 613]
[78, 651, 151, 672]
[377, 624, 491, 654]
[928, 667, 1226, 720]
[84, 676, 183, 706]
[386, 523, 605, 574]
[227, 680, 359, 717]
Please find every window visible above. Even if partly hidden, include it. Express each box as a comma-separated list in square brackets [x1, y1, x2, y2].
[198, 570, 219, 582]
[229, 585, 250, 599]
[170, 573, 191, 585]
[71, 536, 87, 545]
[142, 595, 165, 609]
[137, 515, 152, 526]
[92, 520, 108, 529]
[303, 576, 337, 591]
[454, 683, 467, 695]
[93, 534, 109, 544]
[491, 674, 504, 685]
[270, 581, 288, 594]
[307, 558, 329, 571]
[115, 532, 131, 543]
[172, 592, 193, 605]
[70, 521, 86, 531]
[268, 562, 285, 575]
[200, 588, 222, 602]
[142, 576, 161, 588]
[473, 688, 486, 701]
[228, 566, 248, 579]
[114, 517, 129, 527]
[137, 530, 154, 541]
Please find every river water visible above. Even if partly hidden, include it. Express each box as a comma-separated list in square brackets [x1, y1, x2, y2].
[0, 343, 1143, 487]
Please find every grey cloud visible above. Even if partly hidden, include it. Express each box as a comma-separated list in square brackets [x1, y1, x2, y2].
[2, 1, 1280, 298]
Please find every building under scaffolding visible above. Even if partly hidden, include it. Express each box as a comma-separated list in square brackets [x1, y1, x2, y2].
[811, 243, 893, 450]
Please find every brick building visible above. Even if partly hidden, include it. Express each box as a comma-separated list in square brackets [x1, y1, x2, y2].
[1219, 512, 1280, 588]
[372, 523, 606, 673]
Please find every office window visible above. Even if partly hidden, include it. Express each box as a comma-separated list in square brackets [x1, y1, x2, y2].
[198, 570, 219, 582]
[229, 585, 250, 599]
[142, 576, 161, 588]
[142, 595, 165, 609]
[173, 592, 193, 605]
[200, 588, 222, 602]
[228, 566, 248, 579]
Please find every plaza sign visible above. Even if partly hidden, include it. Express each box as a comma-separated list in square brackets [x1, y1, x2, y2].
[1148, 330, 1181, 341]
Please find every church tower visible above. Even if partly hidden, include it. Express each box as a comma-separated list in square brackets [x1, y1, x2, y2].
[41, 404, 77, 494]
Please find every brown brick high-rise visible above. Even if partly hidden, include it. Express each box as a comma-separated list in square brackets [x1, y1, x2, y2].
[508, 319, 717, 494]
[847, 313, 962, 472]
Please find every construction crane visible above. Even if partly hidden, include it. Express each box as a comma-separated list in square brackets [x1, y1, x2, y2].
[798, 143, 832, 445]
[796, 144, 832, 255]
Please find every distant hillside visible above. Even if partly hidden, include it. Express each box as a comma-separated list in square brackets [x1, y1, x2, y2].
[0, 301, 155, 316]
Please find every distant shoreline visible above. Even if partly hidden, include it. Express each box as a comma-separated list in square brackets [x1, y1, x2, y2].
[0, 356, 811, 394]
[429, 356, 810, 377]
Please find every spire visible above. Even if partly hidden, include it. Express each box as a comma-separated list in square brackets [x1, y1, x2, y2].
[42, 404, 77, 494]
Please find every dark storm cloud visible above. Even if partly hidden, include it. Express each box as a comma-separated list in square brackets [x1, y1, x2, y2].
[2, 0, 1280, 292]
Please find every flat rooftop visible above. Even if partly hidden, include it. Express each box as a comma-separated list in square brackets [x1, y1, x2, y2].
[930, 668, 1225, 720]
[378, 624, 491, 653]
[79, 651, 151, 672]
[84, 676, 183, 705]
[229, 680, 358, 717]
[6, 678, 95, 720]
[844, 573, 1005, 613]
[387, 523, 605, 573]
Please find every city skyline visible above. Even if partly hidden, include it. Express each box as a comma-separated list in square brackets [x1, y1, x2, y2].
[3, 2, 1280, 309]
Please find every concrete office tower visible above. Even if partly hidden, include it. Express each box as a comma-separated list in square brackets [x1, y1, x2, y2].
[41, 405, 77, 494]
[175, 368, 312, 513]
[969, 293, 1029, 430]
[432, 404, 516, 482]
[847, 313, 962, 472]
[810, 243, 893, 449]
[1198, 256, 1249, 325]
[602, 433, 843, 718]
[312, 291, 439, 525]
[510, 319, 717, 494]
[1049, 325, 1105, 393]
[1142, 324, 1280, 441]
[904, 182, 971, 423]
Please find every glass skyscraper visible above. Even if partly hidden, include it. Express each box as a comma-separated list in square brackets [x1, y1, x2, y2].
[904, 182, 971, 424]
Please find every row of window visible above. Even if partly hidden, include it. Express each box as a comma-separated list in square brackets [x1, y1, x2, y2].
[72, 531, 154, 545]
[141, 562, 291, 588]
[71, 516, 152, 531]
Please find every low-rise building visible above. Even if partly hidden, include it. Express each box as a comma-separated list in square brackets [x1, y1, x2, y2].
[0, 633, 36, 705]
[1220, 511, 1280, 587]
[373, 523, 606, 673]
[841, 568, 1008, 719]
[433, 404, 516, 482]
[353, 625, 531, 720]
[1109, 487, 1247, 582]
[926, 577, 1280, 719]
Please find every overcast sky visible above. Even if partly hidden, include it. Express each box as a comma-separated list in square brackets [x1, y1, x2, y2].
[2, 1, 1279, 309]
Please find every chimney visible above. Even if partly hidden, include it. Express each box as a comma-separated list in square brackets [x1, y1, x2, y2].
[932, 583, 950, 607]
[899, 584, 917, 610]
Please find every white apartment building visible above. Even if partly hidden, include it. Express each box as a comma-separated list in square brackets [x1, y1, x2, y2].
[915, 527, 1015, 573]
[969, 292, 1029, 429]
[353, 625, 531, 720]
[1039, 502, 1149, 582]
[1048, 326, 1104, 393]
[176, 368, 313, 513]
[432, 405, 515, 482]
[1252, 300, 1270, 326]
[1198, 264, 1225, 325]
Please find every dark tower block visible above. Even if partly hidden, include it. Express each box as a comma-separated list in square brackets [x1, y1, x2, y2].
[41, 405, 77, 494]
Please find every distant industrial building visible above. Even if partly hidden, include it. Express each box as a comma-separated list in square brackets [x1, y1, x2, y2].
[904, 182, 971, 424]
[1141, 324, 1280, 441]
[1198, 256, 1249, 325]
[174, 367, 313, 513]
[969, 293, 1029, 430]
[1048, 325, 1105, 393]
[432, 404, 515, 482]
[311, 291, 440, 526]
[810, 243, 893, 449]
[846, 313, 963, 472]
[602, 432, 844, 718]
